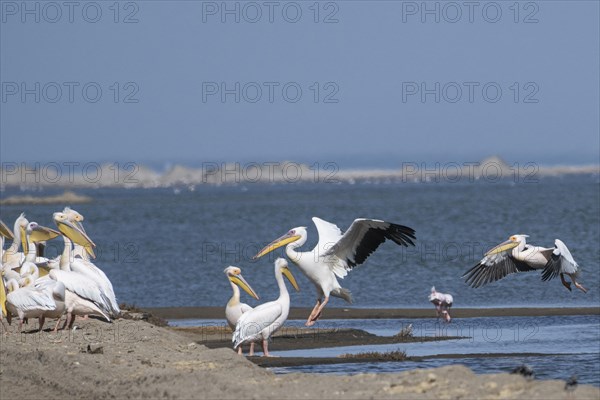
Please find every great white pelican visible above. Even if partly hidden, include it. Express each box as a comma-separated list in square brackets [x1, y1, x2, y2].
[224, 266, 259, 355]
[253, 217, 416, 326]
[232, 258, 299, 357]
[463, 234, 588, 293]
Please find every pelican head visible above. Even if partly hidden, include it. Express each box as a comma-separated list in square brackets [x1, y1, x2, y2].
[16, 213, 29, 252]
[53, 212, 96, 258]
[486, 234, 529, 256]
[24, 221, 60, 245]
[253, 227, 307, 259]
[224, 266, 259, 300]
[275, 258, 300, 292]
[63, 207, 86, 232]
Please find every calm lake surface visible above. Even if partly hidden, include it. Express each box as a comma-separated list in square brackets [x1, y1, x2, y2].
[2, 177, 598, 309]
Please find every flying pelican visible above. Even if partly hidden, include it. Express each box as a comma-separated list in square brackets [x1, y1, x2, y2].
[224, 266, 260, 355]
[232, 258, 299, 357]
[463, 235, 588, 293]
[253, 217, 416, 326]
[5, 278, 56, 332]
[429, 286, 453, 322]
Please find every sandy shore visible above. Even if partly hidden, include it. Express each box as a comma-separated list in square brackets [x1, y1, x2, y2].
[1, 315, 598, 399]
[148, 306, 600, 320]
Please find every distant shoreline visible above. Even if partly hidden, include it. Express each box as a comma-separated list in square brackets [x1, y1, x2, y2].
[146, 306, 600, 320]
[1, 157, 598, 189]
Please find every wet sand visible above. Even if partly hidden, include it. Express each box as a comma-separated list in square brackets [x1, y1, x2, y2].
[1, 315, 598, 399]
[148, 305, 600, 320]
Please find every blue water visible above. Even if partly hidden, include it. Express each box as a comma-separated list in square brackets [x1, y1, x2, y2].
[170, 315, 600, 386]
[1, 178, 598, 309]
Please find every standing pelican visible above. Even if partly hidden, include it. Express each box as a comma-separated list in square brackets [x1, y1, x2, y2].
[50, 212, 112, 327]
[429, 287, 453, 322]
[224, 266, 259, 355]
[232, 258, 299, 357]
[463, 235, 588, 293]
[5, 278, 56, 332]
[254, 217, 416, 326]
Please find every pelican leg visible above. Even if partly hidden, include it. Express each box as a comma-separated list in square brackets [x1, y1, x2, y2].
[569, 274, 588, 293]
[307, 296, 330, 327]
[249, 342, 255, 356]
[38, 316, 45, 332]
[237, 346, 243, 355]
[53, 317, 62, 333]
[560, 273, 572, 291]
[261, 339, 271, 357]
[1, 319, 8, 335]
[63, 312, 72, 330]
[18, 319, 23, 333]
[306, 298, 322, 326]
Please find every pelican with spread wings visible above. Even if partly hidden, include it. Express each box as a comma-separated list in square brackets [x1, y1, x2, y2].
[463, 234, 587, 293]
[254, 217, 416, 326]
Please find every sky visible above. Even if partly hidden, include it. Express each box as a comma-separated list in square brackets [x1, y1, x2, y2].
[1, 1, 599, 168]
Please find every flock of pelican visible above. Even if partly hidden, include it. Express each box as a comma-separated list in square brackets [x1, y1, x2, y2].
[0, 208, 589, 357]
[224, 218, 588, 356]
[0, 208, 119, 333]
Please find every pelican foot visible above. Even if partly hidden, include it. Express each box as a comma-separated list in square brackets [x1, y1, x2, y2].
[575, 283, 588, 293]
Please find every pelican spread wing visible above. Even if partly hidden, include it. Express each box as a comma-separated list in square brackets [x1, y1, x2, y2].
[463, 248, 536, 288]
[322, 218, 416, 269]
[541, 239, 579, 281]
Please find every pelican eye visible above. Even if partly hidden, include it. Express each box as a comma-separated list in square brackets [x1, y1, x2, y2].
[289, 230, 295, 235]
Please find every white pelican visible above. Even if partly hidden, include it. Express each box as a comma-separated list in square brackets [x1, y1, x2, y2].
[429, 286, 453, 322]
[253, 217, 416, 326]
[63, 207, 96, 259]
[5, 278, 56, 332]
[224, 266, 260, 355]
[1, 213, 28, 269]
[59, 208, 118, 316]
[50, 212, 112, 327]
[20, 262, 66, 332]
[463, 235, 588, 293]
[232, 258, 299, 357]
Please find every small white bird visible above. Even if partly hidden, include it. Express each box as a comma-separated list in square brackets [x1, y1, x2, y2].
[429, 286, 453, 322]
[232, 258, 299, 357]
[224, 266, 259, 355]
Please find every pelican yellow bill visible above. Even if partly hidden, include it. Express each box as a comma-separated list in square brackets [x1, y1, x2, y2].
[253, 232, 301, 259]
[485, 239, 519, 256]
[281, 266, 300, 292]
[229, 274, 259, 300]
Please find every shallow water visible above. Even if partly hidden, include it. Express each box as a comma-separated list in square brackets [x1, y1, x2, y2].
[171, 315, 600, 386]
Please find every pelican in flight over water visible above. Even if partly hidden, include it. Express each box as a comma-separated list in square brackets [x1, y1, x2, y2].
[463, 235, 588, 293]
[233, 258, 299, 357]
[254, 217, 416, 326]
[224, 266, 259, 355]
